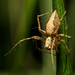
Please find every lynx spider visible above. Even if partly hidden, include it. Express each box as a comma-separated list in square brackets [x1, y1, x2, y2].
[4, 9, 71, 70]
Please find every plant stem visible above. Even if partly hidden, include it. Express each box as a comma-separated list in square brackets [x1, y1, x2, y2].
[52, 0, 72, 75]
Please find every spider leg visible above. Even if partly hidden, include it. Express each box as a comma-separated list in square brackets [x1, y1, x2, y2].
[34, 40, 53, 54]
[59, 39, 70, 54]
[54, 38, 59, 53]
[58, 34, 71, 39]
[51, 38, 56, 70]
[4, 36, 45, 56]
[37, 9, 52, 36]
[60, 11, 66, 22]
[37, 9, 52, 17]
[51, 49, 55, 70]
[55, 45, 59, 53]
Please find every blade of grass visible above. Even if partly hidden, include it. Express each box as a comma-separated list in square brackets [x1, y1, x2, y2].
[52, 0, 72, 75]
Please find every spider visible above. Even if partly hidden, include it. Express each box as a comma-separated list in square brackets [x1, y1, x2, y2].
[4, 9, 71, 70]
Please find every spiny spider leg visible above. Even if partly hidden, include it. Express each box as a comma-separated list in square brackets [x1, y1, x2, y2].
[35, 40, 50, 54]
[59, 40, 70, 54]
[58, 34, 71, 39]
[4, 36, 45, 56]
[37, 9, 52, 17]
[37, 9, 52, 36]
[60, 11, 66, 22]
[34, 40, 56, 56]
[51, 38, 56, 70]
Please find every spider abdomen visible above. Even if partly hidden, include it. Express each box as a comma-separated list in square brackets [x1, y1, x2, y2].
[46, 10, 60, 36]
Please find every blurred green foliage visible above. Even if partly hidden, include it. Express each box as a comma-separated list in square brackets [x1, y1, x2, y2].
[0, 0, 75, 75]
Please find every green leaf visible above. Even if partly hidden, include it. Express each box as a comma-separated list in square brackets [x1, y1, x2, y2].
[52, 0, 72, 75]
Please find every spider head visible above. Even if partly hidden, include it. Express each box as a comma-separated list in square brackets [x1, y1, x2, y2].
[45, 37, 52, 50]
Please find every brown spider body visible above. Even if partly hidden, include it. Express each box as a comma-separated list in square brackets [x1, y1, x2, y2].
[45, 10, 60, 50]
[4, 10, 71, 70]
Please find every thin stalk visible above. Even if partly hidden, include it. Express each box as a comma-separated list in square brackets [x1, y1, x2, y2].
[52, 0, 72, 75]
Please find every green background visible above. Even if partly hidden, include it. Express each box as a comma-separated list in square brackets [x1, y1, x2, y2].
[0, 0, 74, 75]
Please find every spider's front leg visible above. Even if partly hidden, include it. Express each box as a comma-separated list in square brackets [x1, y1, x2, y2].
[4, 36, 45, 56]
[37, 9, 52, 36]
[37, 15, 46, 36]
